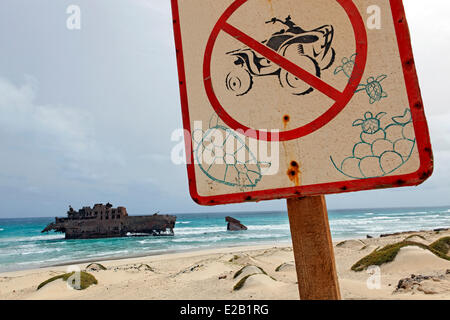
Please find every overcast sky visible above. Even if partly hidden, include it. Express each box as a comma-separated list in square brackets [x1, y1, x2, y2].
[0, 0, 449, 218]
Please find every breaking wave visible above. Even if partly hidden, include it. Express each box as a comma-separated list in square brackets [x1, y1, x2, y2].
[0, 206, 449, 272]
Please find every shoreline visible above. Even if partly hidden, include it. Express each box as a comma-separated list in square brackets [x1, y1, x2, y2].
[42, 241, 293, 270]
[1, 226, 449, 274]
[0, 242, 292, 277]
[0, 228, 449, 299]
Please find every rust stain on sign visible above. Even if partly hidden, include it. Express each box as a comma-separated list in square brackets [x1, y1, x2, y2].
[287, 161, 301, 186]
[267, 0, 274, 15]
[283, 114, 290, 129]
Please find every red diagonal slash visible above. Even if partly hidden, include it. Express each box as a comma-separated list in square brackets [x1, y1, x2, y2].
[222, 22, 343, 101]
[202, 0, 367, 142]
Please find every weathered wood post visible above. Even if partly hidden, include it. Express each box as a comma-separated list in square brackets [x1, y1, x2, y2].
[287, 196, 341, 300]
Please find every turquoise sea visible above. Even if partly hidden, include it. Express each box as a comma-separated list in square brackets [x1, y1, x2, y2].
[0, 206, 449, 273]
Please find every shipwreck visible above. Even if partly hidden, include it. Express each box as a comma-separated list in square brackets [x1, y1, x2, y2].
[42, 203, 176, 239]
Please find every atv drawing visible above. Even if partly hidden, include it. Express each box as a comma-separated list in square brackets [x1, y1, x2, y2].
[225, 16, 336, 96]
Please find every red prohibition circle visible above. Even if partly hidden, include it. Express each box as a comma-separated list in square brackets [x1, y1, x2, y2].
[203, 0, 368, 141]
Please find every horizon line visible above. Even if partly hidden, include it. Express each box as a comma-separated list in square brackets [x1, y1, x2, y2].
[0, 204, 449, 219]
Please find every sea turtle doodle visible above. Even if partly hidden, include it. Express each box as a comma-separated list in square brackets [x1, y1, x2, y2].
[355, 75, 388, 104]
[334, 53, 357, 79]
[330, 109, 416, 179]
[225, 15, 335, 96]
[334, 53, 388, 104]
[193, 114, 270, 188]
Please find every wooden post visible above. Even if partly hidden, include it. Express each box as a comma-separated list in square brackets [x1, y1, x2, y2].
[287, 195, 341, 300]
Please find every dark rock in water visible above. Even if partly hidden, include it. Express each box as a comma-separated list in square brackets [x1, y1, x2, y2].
[366, 235, 373, 239]
[226, 216, 248, 231]
[434, 228, 449, 232]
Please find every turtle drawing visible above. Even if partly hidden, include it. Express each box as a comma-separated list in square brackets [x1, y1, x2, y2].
[353, 111, 387, 139]
[193, 114, 269, 188]
[356, 75, 388, 104]
[330, 109, 416, 179]
[334, 53, 356, 79]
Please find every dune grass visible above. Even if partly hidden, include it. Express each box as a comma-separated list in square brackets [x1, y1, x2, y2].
[336, 241, 346, 247]
[233, 274, 254, 291]
[275, 262, 294, 272]
[404, 234, 426, 241]
[351, 237, 450, 272]
[85, 263, 107, 270]
[137, 264, 154, 271]
[233, 272, 277, 291]
[275, 264, 284, 272]
[37, 271, 98, 290]
[359, 244, 371, 251]
[429, 237, 450, 255]
[233, 265, 267, 279]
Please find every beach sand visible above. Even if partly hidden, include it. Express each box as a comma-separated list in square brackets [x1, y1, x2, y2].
[0, 229, 449, 300]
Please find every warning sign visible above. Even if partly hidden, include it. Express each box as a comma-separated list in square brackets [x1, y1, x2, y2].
[171, 0, 433, 205]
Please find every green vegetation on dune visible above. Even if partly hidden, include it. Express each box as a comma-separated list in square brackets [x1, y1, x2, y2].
[137, 264, 154, 271]
[429, 237, 450, 256]
[404, 234, 426, 241]
[37, 271, 98, 290]
[233, 274, 253, 291]
[85, 263, 107, 270]
[233, 265, 267, 279]
[336, 241, 346, 247]
[233, 271, 276, 291]
[275, 262, 294, 272]
[351, 237, 450, 272]
[359, 244, 370, 251]
[37, 274, 66, 290]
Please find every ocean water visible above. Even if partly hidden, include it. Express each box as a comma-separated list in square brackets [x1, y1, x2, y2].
[0, 206, 449, 273]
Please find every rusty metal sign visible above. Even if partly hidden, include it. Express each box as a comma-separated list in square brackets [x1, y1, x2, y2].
[171, 0, 433, 205]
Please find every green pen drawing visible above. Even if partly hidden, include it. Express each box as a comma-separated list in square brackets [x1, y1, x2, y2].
[356, 75, 388, 104]
[334, 53, 388, 104]
[193, 114, 270, 188]
[330, 109, 416, 179]
[334, 53, 357, 79]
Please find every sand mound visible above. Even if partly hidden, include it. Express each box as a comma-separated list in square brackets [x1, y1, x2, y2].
[136, 264, 154, 272]
[275, 262, 295, 272]
[233, 265, 265, 279]
[176, 261, 232, 281]
[252, 248, 294, 265]
[85, 263, 107, 272]
[233, 274, 280, 291]
[403, 234, 428, 244]
[29, 277, 71, 299]
[174, 263, 204, 276]
[113, 263, 154, 273]
[228, 253, 258, 265]
[336, 239, 366, 249]
[382, 246, 450, 274]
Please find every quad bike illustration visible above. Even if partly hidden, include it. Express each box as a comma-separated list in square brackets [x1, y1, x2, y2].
[225, 16, 335, 96]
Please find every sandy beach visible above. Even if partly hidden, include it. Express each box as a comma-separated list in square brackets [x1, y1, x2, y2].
[0, 229, 449, 300]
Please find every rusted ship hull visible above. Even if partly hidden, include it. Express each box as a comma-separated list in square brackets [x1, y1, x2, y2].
[43, 215, 176, 240]
[42, 204, 176, 239]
